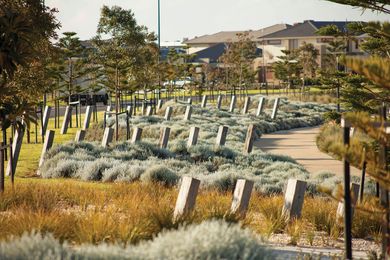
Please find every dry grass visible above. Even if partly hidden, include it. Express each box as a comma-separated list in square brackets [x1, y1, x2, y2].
[0, 179, 382, 246]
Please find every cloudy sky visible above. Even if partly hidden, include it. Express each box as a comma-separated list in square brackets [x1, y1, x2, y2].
[46, 0, 389, 42]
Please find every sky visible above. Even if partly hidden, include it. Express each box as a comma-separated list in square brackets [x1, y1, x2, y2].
[46, 0, 389, 42]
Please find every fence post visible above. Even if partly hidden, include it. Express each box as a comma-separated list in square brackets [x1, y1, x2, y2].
[83, 106, 92, 130]
[0, 143, 4, 192]
[216, 95, 222, 110]
[282, 179, 307, 220]
[101, 127, 114, 148]
[159, 127, 171, 149]
[201, 95, 208, 108]
[173, 176, 200, 220]
[38, 130, 55, 169]
[187, 127, 200, 147]
[271, 98, 280, 120]
[256, 97, 265, 116]
[337, 183, 360, 221]
[243, 124, 256, 154]
[6, 129, 23, 177]
[75, 130, 86, 143]
[131, 127, 143, 144]
[157, 100, 163, 112]
[41, 106, 51, 138]
[242, 96, 251, 114]
[146, 106, 153, 116]
[229, 95, 236, 113]
[184, 105, 192, 121]
[216, 126, 229, 146]
[60, 106, 72, 134]
[231, 179, 254, 217]
[165, 107, 173, 121]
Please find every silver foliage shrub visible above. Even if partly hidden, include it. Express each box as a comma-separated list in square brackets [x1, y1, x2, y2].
[0, 221, 272, 259]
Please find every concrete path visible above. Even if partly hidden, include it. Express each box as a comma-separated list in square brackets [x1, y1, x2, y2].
[255, 126, 360, 176]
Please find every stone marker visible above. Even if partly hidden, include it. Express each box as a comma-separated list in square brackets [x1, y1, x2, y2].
[60, 106, 72, 134]
[229, 96, 236, 113]
[256, 97, 266, 116]
[242, 97, 251, 114]
[336, 183, 360, 220]
[216, 126, 229, 146]
[159, 127, 171, 149]
[282, 179, 307, 220]
[74, 130, 86, 142]
[131, 127, 143, 144]
[187, 98, 192, 105]
[141, 103, 145, 115]
[165, 106, 173, 121]
[41, 106, 51, 136]
[201, 95, 208, 108]
[271, 98, 280, 120]
[157, 100, 163, 112]
[146, 106, 153, 116]
[231, 179, 254, 216]
[187, 127, 200, 147]
[174, 176, 200, 219]
[83, 106, 92, 130]
[243, 125, 256, 154]
[101, 127, 114, 148]
[184, 105, 192, 121]
[216, 95, 222, 110]
[38, 130, 55, 169]
[6, 128, 24, 176]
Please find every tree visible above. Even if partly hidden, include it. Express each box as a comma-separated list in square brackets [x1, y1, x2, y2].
[298, 42, 319, 79]
[273, 49, 302, 90]
[92, 5, 152, 140]
[0, 0, 59, 132]
[325, 0, 390, 14]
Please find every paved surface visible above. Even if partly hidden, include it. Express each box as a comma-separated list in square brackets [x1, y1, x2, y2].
[255, 126, 360, 176]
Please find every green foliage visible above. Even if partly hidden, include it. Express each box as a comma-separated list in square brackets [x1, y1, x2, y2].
[324, 0, 390, 14]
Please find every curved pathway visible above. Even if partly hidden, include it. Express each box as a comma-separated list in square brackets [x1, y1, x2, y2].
[255, 126, 360, 176]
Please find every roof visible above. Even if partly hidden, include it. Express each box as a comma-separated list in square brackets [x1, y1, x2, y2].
[262, 20, 361, 39]
[191, 43, 227, 63]
[184, 24, 290, 44]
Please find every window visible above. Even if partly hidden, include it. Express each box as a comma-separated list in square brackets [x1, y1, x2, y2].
[267, 40, 281, 45]
[289, 39, 298, 50]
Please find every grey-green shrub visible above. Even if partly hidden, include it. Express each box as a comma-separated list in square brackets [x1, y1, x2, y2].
[0, 221, 272, 260]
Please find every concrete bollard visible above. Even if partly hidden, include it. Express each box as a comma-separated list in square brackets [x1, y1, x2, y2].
[159, 127, 171, 149]
[60, 106, 72, 134]
[184, 105, 192, 121]
[271, 98, 280, 120]
[165, 106, 173, 121]
[146, 106, 153, 116]
[173, 176, 200, 220]
[216, 95, 222, 110]
[243, 124, 256, 154]
[256, 97, 265, 116]
[101, 127, 114, 148]
[74, 130, 86, 143]
[242, 96, 251, 114]
[38, 130, 55, 169]
[131, 127, 143, 144]
[187, 98, 192, 105]
[187, 127, 200, 147]
[201, 95, 208, 108]
[157, 100, 163, 112]
[282, 179, 307, 220]
[83, 106, 92, 130]
[336, 183, 360, 220]
[6, 128, 24, 176]
[231, 179, 254, 216]
[216, 126, 229, 146]
[41, 106, 51, 136]
[229, 95, 236, 113]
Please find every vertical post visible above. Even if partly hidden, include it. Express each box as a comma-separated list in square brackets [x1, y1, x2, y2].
[242, 96, 251, 114]
[231, 179, 254, 217]
[187, 97, 192, 105]
[173, 177, 200, 220]
[201, 95, 208, 108]
[101, 127, 114, 148]
[60, 106, 72, 135]
[6, 129, 23, 177]
[74, 130, 86, 143]
[341, 118, 352, 260]
[216, 95, 222, 110]
[359, 148, 367, 203]
[157, 100, 163, 112]
[271, 98, 280, 120]
[282, 179, 307, 220]
[337, 183, 360, 220]
[83, 106, 92, 130]
[41, 106, 51, 138]
[187, 127, 200, 147]
[164, 106, 173, 121]
[38, 130, 55, 169]
[256, 97, 265, 116]
[229, 95, 236, 113]
[131, 127, 143, 144]
[216, 126, 229, 146]
[0, 143, 4, 193]
[159, 127, 171, 149]
[126, 105, 133, 118]
[184, 105, 192, 121]
[243, 125, 256, 154]
[146, 106, 153, 116]
[8, 138, 14, 186]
